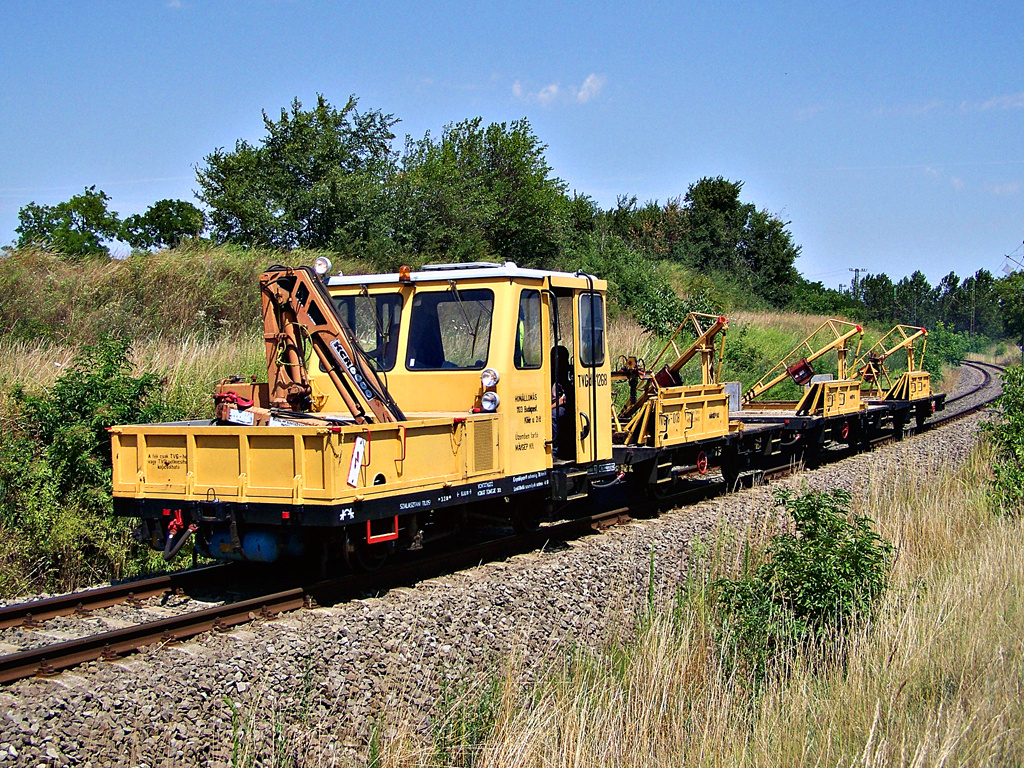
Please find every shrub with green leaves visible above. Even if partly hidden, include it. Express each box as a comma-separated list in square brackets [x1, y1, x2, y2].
[984, 365, 1024, 513]
[0, 336, 181, 595]
[714, 488, 893, 682]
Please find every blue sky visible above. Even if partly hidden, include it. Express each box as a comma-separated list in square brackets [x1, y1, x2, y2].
[2, 1, 1022, 286]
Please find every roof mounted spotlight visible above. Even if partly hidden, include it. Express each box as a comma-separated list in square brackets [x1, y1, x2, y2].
[313, 256, 333, 277]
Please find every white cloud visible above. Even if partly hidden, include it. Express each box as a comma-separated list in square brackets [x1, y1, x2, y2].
[961, 92, 1024, 111]
[986, 181, 1020, 195]
[511, 74, 605, 106]
[576, 73, 605, 103]
[924, 167, 965, 190]
[167, 0, 184, 7]
[537, 84, 559, 105]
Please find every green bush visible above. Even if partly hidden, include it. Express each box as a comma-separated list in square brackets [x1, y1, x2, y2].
[0, 336, 181, 595]
[984, 365, 1024, 513]
[564, 233, 708, 335]
[714, 489, 893, 682]
[922, 320, 970, 383]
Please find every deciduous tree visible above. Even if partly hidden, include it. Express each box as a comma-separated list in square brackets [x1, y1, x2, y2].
[121, 199, 205, 250]
[196, 95, 398, 252]
[15, 186, 121, 259]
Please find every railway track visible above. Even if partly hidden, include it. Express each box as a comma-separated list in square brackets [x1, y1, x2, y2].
[0, 564, 233, 631]
[938, 360, 1000, 415]
[0, 361, 1005, 685]
[0, 513, 619, 684]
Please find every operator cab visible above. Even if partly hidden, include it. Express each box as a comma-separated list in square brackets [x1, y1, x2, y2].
[317, 262, 614, 479]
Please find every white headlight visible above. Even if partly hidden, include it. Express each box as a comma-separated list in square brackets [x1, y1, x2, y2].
[481, 391, 500, 412]
[313, 256, 333, 276]
[480, 368, 500, 388]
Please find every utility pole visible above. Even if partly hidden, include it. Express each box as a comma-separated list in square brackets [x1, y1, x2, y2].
[849, 267, 868, 303]
[971, 281, 975, 336]
[1008, 245, 1024, 364]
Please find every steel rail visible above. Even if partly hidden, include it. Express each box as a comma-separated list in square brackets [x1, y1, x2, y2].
[0, 587, 307, 684]
[0, 564, 232, 630]
[929, 361, 1001, 425]
[0, 520, 626, 684]
[943, 361, 994, 407]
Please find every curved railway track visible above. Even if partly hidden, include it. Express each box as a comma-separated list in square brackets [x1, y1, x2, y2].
[0, 361, 1006, 685]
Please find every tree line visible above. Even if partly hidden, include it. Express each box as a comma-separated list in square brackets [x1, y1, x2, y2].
[8, 94, 1022, 343]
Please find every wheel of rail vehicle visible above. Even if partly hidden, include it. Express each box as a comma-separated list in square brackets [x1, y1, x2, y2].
[799, 438, 823, 470]
[349, 536, 390, 571]
[510, 497, 545, 534]
[720, 463, 741, 491]
[645, 463, 681, 503]
[915, 406, 930, 430]
[892, 413, 907, 441]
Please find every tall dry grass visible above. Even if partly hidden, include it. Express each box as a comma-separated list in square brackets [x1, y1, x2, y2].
[730, 309, 852, 337]
[0, 335, 264, 419]
[371, 436, 1023, 768]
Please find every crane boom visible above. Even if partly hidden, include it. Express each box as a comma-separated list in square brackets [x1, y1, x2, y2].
[742, 319, 863, 403]
[853, 324, 928, 398]
[259, 265, 405, 423]
[614, 315, 729, 430]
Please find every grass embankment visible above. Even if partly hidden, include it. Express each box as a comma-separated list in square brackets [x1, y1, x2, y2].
[0, 244, 366, 344]
[373, 434, 1023, 767]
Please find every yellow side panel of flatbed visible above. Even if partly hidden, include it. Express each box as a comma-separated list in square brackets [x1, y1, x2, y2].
[652, 384, 731, 448]
[111, 415, 503, 506]
[884, 371, 932, 401]
[821, 380, 862, 417]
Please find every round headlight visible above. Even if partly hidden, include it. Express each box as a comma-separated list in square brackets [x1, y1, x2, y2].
[481, 391, 500, 412]
[480, 368, 500, 388]
[313, 256, 333, 276]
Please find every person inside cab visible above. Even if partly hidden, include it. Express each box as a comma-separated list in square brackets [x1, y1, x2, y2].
[551, 345, 574, 459]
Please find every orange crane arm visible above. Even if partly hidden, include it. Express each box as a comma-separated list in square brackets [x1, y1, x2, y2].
[260, 265, 405, 423]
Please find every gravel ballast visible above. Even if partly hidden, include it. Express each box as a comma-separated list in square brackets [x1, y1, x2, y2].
[0, 378, 996, 766]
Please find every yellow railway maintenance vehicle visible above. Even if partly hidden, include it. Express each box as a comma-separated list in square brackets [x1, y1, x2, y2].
[110, 262, 949, 566]
[727, 319, 884, 470]
[111, 261, 617, 566]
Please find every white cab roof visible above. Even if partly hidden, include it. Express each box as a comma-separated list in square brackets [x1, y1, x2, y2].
[325, 261, 599, 287]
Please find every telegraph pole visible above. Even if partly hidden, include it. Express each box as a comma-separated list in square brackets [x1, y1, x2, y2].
[1007, 245, 1024, 364]
[848, 267, 868, 303]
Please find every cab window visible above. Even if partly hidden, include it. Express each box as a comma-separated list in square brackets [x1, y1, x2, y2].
[407, 288, 494, 370]
[514, 289, 542, 369]
[332, 293, 402, 371]
[579, 293, 605, 367]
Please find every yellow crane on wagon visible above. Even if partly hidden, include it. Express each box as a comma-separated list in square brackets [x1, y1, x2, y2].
[741, 319, 865, 417]
[853, 324, 932, 401]
[612, 312, 730, 447]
